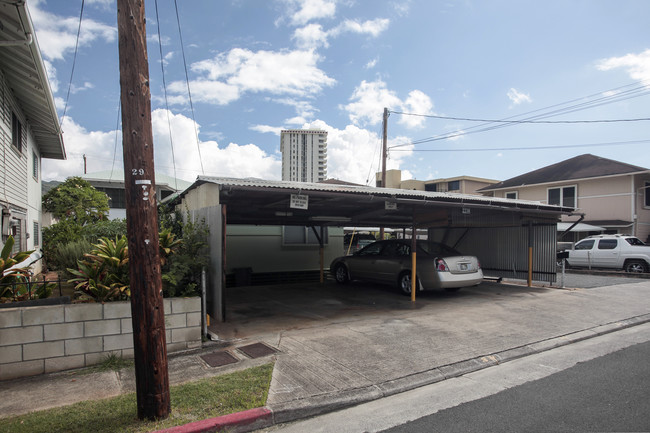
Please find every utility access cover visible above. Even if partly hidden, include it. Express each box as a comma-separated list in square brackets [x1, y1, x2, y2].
[237, 342, 278, 359]
[200, 351, 239, 367]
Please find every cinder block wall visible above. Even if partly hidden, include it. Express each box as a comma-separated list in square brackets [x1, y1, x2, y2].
[0, 298, 202, 381]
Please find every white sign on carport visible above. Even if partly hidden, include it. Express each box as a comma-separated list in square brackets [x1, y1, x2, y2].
[173, 177, 576, 323]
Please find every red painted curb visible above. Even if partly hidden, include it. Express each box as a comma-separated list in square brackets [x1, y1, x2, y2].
[152, 407, 273, 433]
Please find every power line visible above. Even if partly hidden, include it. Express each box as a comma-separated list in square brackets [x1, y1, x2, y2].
[390, 112, 650, 124]
[173, 0, 204, 175]
[390, 81, 650, 149]
[389, 139, 650, 152]
[60, 0, 85, 124]
[155, 0, 179, 190]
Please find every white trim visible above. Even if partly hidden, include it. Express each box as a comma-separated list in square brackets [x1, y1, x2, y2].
[578, 192, 633, 200]
[547, 184, 577, 207]
[505, 191, 518, 199]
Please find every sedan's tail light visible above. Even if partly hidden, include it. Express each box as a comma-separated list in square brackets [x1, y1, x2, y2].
[435, 258, 448, 271]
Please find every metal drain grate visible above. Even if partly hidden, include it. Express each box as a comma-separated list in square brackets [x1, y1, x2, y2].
[237, 342, 278, 359]
[200, 351, 239, 367]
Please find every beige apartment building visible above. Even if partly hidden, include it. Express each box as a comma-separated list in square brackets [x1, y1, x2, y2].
[479, 154, 650, 242]
[376, 169, 499, 195]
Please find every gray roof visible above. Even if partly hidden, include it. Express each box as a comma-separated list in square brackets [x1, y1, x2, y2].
[0, 2, 64, 159]
[80, 170, 192, 192]
[480, 154, 649, 192]
[177, 176, 575, 228]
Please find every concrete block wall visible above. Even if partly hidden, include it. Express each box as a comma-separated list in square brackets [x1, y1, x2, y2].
[0, 297, 202, 381]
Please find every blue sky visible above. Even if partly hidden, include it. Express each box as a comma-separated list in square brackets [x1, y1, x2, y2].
[33, 0, 650, 185]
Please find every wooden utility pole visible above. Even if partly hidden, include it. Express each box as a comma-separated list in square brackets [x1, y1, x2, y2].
[381, 107, 388, 188]
[117, 0, 171, 420]
[380, 107, 388, 240]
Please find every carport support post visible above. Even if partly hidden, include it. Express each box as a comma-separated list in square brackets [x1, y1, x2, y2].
[527, 221, 533, 287]
[411, 221, 417, 302]
[319, 226, 324, 283]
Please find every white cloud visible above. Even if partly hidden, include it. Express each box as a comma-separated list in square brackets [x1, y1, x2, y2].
[42, 117, 119, 181]
[330, 18, 390, 38]
[43, 111, 282, 182]
[303, 119, 413, 185]
[294, 18, 390, 50]
[365, 58, 378, 69]
[250, 125, 284, 135]
[293, 23, 330, 49]
[342, 79, 433, 128]
[400, 90, 433, 128]
[30, 2, 116, 61]
[168, 48, 335, 105]
[596, 49, 650, 83]
[287, 0, 337, 26]
[507, 88, 532, 106]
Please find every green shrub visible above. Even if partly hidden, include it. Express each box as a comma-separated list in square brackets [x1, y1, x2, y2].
[68, 236, 130, 302]
[54, 239, 93, 279]
[81, 219, 127, 243]
[161, 215, 209, 298]
[42, 220, 83, 270]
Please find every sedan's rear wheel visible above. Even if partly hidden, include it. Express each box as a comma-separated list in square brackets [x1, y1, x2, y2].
[398, 272, 414, 295]
[334, 264, 350, 284]
[624, 260, 647, 273]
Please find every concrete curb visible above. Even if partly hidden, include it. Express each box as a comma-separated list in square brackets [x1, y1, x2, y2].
[152, 407, 273, 433]
[156, 313, 650, 433]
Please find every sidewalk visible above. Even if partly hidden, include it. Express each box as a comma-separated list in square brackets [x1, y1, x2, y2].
[1, 279, 649, 432]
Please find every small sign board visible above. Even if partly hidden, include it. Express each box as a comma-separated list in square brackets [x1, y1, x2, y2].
[290, 194, 309, 210]
[385, 201, 397, 210]
[462, 207, 471, 215]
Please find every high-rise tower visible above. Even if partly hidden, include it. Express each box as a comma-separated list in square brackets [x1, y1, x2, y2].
[280, 129, 327, 182]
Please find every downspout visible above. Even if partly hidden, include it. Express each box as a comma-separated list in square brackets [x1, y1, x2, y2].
[558, 213, 585, 240]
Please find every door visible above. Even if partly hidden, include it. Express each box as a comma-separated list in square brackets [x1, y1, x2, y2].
[569, 239, 595, 267]
[591, 238, 620, 268]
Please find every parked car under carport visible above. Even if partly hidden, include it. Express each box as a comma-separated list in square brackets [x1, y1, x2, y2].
[330, 239, 484, 295]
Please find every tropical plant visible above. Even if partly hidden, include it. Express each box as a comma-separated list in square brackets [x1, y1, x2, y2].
[160, 216, 209, 298]
[159, 228, 182, 266]
[0, 236, 53, 302]
[68, 236, 130, 302]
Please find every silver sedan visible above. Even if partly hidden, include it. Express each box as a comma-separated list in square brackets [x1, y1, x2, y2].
[330, 239, 483, 295]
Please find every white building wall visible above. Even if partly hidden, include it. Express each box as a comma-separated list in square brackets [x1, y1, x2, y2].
[280, 129, 327, 182]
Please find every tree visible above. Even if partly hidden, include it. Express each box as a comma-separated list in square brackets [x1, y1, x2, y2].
[42, 177, 110, 225]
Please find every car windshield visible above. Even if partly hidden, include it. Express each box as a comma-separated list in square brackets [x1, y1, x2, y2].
[625, 237, 646, 246]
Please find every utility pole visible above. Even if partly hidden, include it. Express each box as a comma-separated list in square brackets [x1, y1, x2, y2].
[83, 154, 87, 174]
[117, 0, 170, 420]
[380, 107, 388, 240]
[381, 107, 388, 188]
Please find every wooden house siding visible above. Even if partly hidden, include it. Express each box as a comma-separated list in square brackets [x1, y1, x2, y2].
[0, 71, 28, 209]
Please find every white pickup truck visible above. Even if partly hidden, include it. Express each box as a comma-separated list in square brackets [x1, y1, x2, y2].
[565, 234, 650, 273]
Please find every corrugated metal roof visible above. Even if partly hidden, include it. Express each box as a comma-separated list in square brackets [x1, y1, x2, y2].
[190, 176, 576, 213]
[0, 2, 64, 160]
[81, 170, 192, 191]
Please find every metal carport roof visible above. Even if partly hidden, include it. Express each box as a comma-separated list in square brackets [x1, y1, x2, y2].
[180, 176, 576, 228]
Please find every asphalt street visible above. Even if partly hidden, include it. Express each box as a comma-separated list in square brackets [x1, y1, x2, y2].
[260, 322, 650, 433]
[381, 340, 650, 433]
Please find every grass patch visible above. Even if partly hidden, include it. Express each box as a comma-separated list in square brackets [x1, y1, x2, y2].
[0, 363, 273, 433]
[80, 353, 134, 374]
